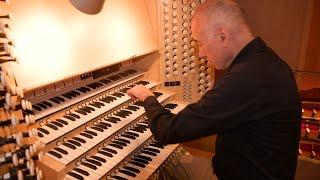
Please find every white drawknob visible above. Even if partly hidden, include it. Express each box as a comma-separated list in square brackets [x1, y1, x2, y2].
[200, 66, 205, 70]
[183, 51, 188, 57]
[182, 58, 188, 64]
[172, 3, 177, 9]
[182, 15, 188, 19]
[165, 60, 171, 65]
[172, 11, 177, 17]
[173, 19, 178, 24]
[183, 22, 189, 27]
[172, 26, 178, 31]
[165, 52, 171, 57]
[183, 37, 188, 43]
[173, 55, 178, 60]
[191, 3, 197, 8]
[173, 70, 179, 75]
[182, 30, 188, 35]
[190, 68, 195, 73]
[173, 41, 178, 46]
[191, 55, 196, 60]
[200, 72, 205, 77]
[173, 48, 178, 53]
[173, 34, 178, 39]
[190, 62, 196, 67]
[200, 58, 206, 63]
[183, 44, 188, 49]
[173, 63, 179, 68]
[183, 7, 188, 12]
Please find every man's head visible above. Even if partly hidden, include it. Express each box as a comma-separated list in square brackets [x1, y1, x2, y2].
[191, 0, 254, 70]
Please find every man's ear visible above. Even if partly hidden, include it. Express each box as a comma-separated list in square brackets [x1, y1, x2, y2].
[216, 26, 229, 48]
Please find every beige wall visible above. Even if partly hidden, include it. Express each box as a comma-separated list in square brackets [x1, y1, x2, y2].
[236, 0, 313, 70]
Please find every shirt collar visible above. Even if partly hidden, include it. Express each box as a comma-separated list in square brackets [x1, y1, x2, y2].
[228, 37, 266, 71]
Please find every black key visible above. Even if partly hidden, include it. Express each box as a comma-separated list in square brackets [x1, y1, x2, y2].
[51, 121, 63, 127]
[126, 106, 139, 111]
[125, 132, 139, 137]
[46, 124, 58, 130]
[91, 156, 106, 163]
[69, 113, 80, 119]
[129, 160, 145, 168]
[37, 103, 47, 109]
[102, 147, 117, 154]
[42, 101, 52, 107]
[150, 143, 164, 149]
[91, 126, 104, 132]
[37, 128, 49, 134]
[109, 143, 123, 149]
[116, 138, 130, 144]
[84, 130, 97, 136]
[112, 175, 128, 180]
[67, 172, 84, 180]
[119, 169, 136, 177]
[56, 119, 68, 125]
[32, 105, 42, 111]
[82, 162, 97, 170]
[96, 124, 108, 129]
[63, 142, 76, 150]
[132, 157, 149, 164]
[89, 102, 101, 108]
[80, 133, 93, 139]
[117, 72, 129, 77]
[63, 115, 76, 121]
[98, 150, 113, 157]
[62, 93, 73, 99]
[81, 107, 92, 113]
[125, 69, 137, 74]
[54, 147, 68, 155]
[75, 109, 87, 115]
[141, 150, 156, 156]
[55, 96, 65, 102]
[95, 101, 105, 106]
[73, 168, 89, 176]
[85, 106, 95, 111]
[70, 90, 81, 96]
[135, 155, 152, 161]
[67, 140, 81, 147]
[86, 159, 102, 166]
[113, 92, 125, 98]
[48, 151, 62, 158]
[109, 117, 121, 122]
[123, 166, 140, 173]
[121, 134, 136, 140]
[145, 147, 160, 153]
[99, 122, 111, 127]
[153, 92, 163, 98]
[73, 137, 86, 144]
[99, 79, 111, 84]
[112, 140, 127, 147]
[49, 98, 60, 104]
[134, 101, 143, 107]
[38, 132, 44, 137]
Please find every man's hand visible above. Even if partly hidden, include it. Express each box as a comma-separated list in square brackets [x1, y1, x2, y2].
[126, 85, 155, 102]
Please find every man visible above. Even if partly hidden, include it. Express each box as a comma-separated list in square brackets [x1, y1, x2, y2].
[127, 0, 301, 179]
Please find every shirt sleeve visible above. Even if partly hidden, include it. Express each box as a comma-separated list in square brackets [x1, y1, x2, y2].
[143, 71, 259, 145]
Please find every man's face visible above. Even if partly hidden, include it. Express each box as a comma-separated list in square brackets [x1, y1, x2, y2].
[191, 17, 229, 70]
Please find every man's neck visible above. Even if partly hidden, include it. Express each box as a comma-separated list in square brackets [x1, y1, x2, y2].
[225, 33, 255, 68]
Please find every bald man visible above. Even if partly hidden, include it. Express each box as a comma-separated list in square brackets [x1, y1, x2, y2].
[127, 0, 301, 179]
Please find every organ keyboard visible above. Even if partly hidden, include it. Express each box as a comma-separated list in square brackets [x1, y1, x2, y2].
[25, 66, 187, 180]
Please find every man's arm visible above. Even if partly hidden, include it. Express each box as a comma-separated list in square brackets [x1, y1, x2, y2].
[127, 72, 259, 145]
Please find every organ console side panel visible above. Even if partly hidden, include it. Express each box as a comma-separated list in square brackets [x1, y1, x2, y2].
[8, 0, 158, 90]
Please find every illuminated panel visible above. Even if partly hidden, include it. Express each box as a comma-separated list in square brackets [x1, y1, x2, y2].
[8, 0, 157, 89]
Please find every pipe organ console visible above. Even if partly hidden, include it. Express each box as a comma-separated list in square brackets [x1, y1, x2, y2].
[0, 0, 217, 179]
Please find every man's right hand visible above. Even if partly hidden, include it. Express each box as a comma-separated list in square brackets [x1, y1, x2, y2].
[126, 85, 155, 102]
